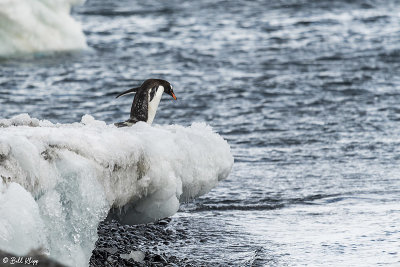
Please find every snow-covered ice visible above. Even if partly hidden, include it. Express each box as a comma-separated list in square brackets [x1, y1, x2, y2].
[0, 114, 233, 267]
[0, 0, 87, 57]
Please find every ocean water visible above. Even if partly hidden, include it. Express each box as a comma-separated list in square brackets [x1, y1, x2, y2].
[1, 0, 400, 266]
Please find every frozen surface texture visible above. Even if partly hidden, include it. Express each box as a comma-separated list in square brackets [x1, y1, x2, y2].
[0, 0, 87, 57]
[0, 114, 233, 267]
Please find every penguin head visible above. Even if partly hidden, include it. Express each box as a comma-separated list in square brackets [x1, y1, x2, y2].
[163, 82, 177, 100]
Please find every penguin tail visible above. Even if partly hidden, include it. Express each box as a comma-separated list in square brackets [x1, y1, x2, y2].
[116, 87, 140, 98]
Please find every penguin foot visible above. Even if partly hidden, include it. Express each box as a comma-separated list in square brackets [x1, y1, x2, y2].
[114, 121, 129, 128]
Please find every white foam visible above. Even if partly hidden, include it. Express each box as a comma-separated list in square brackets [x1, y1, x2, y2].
[0, 0, 87, 57]
[120, 251, 145, 262]
[0, 114, 233, 266]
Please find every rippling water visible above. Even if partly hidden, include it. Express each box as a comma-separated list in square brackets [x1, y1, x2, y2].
[1, 0, 400, 266]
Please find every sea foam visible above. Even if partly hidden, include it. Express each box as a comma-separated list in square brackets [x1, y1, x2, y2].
[0, 114, 233, 267]
[0, 0, 87, 57]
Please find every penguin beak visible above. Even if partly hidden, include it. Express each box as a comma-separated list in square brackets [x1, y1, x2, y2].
[116, 87, 139, 98]
[171, 91, 177, 100]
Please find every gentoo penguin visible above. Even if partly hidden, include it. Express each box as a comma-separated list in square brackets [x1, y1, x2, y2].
[114, 79, 177, 127]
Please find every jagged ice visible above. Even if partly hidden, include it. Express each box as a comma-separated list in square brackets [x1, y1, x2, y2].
[0, 0, 87, 57]
[0, 114, 233, 267]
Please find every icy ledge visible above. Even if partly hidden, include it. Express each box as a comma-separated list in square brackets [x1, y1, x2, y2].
[0, 0, 87, 57]
[0, 114, 233, 267]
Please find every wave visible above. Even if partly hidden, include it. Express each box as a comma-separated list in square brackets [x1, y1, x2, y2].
[0, 114, 233, 267]
[0, 0, 87, 57]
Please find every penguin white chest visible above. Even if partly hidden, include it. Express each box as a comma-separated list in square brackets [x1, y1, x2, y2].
[147, 86, 164, 124]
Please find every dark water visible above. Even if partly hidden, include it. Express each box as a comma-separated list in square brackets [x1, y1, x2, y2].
[1, 0, 400, 265]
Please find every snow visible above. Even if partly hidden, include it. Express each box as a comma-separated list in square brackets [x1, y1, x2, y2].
[0, 114, 233, 266]
[0, 0, 87, 57]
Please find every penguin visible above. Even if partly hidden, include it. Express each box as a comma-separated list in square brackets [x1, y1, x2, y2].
[114, 79, 177, 127]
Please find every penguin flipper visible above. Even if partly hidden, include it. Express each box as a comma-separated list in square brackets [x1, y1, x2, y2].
[114, 118, 139, 128]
